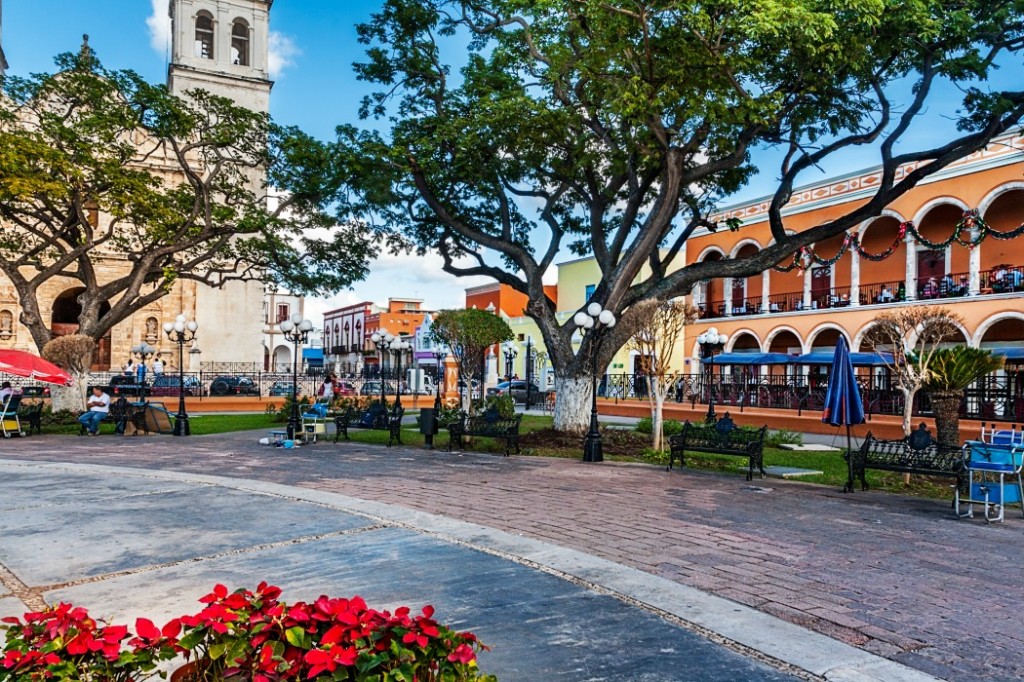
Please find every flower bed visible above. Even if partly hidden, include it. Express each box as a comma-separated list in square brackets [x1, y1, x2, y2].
[1, 583, 495, 681]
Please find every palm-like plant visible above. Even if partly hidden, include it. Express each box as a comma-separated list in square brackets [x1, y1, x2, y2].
[924, 347, 1005, 447]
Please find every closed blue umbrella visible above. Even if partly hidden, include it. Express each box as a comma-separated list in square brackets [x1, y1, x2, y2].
[821, 336, 865, 492]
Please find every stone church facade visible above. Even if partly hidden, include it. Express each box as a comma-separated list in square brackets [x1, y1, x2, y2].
[0, 0, 272, 371]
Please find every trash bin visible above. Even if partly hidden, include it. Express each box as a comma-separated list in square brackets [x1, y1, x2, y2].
[420, 408, 438, 448]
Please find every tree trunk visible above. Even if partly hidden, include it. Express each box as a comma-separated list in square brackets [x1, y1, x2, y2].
[652, 391, 665, 452]
[552, 375, 592, 434]
[930, 389, 963, 449]
[901, 387, 916, 437]
[50, 369, 89, 413]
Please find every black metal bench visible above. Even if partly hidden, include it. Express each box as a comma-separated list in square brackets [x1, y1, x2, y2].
[17, 401, 43, 435]
[448, 409, 522, 456]
[333, 405, 405, 447]
[79, 398, 148, 436]
[846, 430, 965, 493]
[667, 417, 768, 480]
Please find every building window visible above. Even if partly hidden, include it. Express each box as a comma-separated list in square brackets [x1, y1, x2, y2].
[585, 284, 596, 303]
[277, 304, 289, 323]
[231, 20, 249, 65]
[194, 13, 214, 59]
[145, 317, 159, 344]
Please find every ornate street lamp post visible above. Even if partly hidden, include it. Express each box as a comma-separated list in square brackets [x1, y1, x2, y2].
[574, 303, 617, 463]
[524, 336, 533, 409]
[280, 313, 314, 441]
[162, 315, 197, 436]
[697, 327, 728, 423]
[130, 342, 157, 399]
[389, 336, 411, 409]
[370, 331, 394, 407]
[502, 342, 518, 383]
[433, 349, 446, 412]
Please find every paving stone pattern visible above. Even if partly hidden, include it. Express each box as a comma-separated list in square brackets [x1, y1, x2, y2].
[3, 431, 1023, 681]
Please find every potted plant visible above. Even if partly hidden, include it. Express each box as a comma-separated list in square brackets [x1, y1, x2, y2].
[1, 602, 181, 682]
[2, 584, 495, 682]
[924, 346, 1005, 447]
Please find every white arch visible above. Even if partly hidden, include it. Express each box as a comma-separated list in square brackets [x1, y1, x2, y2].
[729, 238, 763, 258]
[762, 325, 804, 353]
[725, 328, 762, 353]
[695, 245, 727, 262]
[851, 321, 879, 353]
[911, 196, 970, 227]
[978, 182, 1024, 217]
[972, 311, 1024, 347]
[806, 323, 850, 352]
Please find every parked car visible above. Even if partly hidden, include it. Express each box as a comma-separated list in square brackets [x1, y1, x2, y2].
[336, 381, 357, 397]
[108, 374, 150, 398]
[487, 380, 545, 405]
[360, 380, 396, 396]
[268, 381, 297, 397]
[150, 374, 204, 397]
[208, 375, 259, 396]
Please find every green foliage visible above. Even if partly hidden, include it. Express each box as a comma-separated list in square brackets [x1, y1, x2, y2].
[483, 394, 515, 419]
[40, 406, 81, 426]
[635, 417, 682, 438]
[0, 48, 376, 352]
[265, 395, 313, 423]
[924, 346, 1005, 392]
[429, 308, 513, 383]
[338, 0, 1024, 404]
[764, 429, 803, 448]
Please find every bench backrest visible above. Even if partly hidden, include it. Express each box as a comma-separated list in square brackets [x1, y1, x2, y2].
[1, 394, 21, 415]
[964, 440, 1024, 472]
[681, 420, 765, 450]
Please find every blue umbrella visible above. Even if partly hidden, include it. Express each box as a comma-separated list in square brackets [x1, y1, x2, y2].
[821, 336, 865, 492]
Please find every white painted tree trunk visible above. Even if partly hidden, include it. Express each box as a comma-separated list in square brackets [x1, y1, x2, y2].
[646, 376, 670, 451]
[50, 369, 89, 413]
[552, 375, 592, 434]
[901, 387, 916, 437]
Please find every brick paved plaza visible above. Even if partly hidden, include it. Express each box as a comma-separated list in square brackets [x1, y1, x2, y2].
[2, 432, 1022, 680]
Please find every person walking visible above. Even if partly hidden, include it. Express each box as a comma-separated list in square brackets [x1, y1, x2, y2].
[78, 386, 110, 435]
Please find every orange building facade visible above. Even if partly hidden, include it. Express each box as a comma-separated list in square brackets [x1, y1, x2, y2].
[680, 130, 1024, 420]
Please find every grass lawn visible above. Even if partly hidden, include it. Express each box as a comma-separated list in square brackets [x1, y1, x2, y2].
[41, 412, 280, 436]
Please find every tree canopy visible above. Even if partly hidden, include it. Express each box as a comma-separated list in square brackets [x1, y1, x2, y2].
[0, 48, 381, 353]
[335, 0, 1024, 432]
[429, 307, 513, 409]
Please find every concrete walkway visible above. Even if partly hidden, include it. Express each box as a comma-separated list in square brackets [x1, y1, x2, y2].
[2, 430, 1019, 680]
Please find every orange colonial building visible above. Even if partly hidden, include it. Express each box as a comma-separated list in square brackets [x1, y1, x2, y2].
[683, 129, 1024, 421]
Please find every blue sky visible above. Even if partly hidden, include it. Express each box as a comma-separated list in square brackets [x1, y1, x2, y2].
[3, 1, 1017, 322]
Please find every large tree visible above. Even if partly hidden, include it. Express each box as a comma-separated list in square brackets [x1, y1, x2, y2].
[0, 49, 380, 407]
[336, 0, 1024, 431]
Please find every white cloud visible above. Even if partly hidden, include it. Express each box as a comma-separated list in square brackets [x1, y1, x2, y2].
[146, 0, 172, 56]
[306, 251, 495, 324]
[268, 32, 299, 79]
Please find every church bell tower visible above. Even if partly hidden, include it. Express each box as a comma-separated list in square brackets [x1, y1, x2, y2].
[167, 0, 273, 114]
[166, 0, 274, 367]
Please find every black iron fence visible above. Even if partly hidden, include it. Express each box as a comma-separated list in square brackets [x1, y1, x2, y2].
[601, 372, 1024, 421]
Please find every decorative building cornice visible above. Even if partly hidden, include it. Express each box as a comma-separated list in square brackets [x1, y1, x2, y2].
[710, 130, 1024, 227]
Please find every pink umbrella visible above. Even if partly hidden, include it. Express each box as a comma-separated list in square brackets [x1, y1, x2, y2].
[0, 349, 73, 386]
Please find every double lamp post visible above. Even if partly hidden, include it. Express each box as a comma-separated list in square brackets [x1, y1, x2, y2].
[280, 313, 314, 440]
[574, 302, 616, 462]
[370, 331, 411, 409]
[162, 314, 198, 436]
[696, 327, 728, 423]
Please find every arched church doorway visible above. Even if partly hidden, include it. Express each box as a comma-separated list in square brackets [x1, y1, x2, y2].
[51, 288, 112, 370]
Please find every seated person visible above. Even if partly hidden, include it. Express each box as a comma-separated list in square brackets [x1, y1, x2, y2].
[0, 381, 15, 403]
[78, 386, 111, 436]
[940, 274, 954, 296]
[877, 286, 894, 303]
[921, 277, 938, 298]
[1012, 269, 1024, 291]
[358, 401, 388, 428]
[992, 267, 1008, 291]
[715, 412, 737, 436]
[907, 422, 934, 451]
[956, 276, 969, 296]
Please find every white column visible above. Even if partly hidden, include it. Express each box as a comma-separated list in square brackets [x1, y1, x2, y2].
[761, 270, 771, 313]
[724, 278, 733, 316]
[850, 249, 861, 306]
[969, 227, 982, 296]
[802, 268, 813, 309]
[905, 235, 917, 301]
[485, 350, 499, 389]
